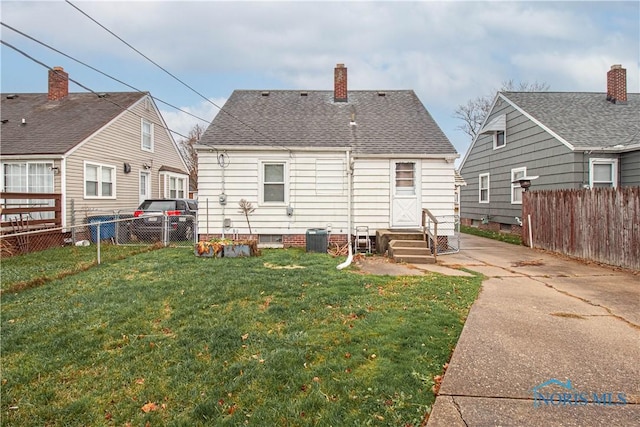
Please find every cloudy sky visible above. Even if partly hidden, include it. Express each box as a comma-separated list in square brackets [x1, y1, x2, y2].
[1, 0, 638, 161]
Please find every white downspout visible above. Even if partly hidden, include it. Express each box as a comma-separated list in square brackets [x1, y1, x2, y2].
[337, 149, 353, 270]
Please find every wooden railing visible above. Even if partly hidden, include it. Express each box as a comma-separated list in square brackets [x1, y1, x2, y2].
[421, 208, 439, 262]
[0, 192, 62, 230]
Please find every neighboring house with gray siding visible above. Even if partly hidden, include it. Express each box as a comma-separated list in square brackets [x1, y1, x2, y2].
[458, 64, 639, 233]
[1, 67, 189, 228]
[196, 64, 458, 247]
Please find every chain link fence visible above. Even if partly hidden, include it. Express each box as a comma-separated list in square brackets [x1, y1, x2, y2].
[1, 212, 197, 262]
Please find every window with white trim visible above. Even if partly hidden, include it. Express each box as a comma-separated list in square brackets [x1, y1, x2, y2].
[493, 131, 506, 149]
[84, 162, 115, 198]
[169, 176, 186, 198]
[262, 162, 286, 204]
[141, 119, 154, 151]
[511, 167, 527, 204]
[479, 173, 490, 203]
[589, 158, 617, 188]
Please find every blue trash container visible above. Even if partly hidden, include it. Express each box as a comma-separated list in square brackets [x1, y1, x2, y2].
[88, 216, 116, 242]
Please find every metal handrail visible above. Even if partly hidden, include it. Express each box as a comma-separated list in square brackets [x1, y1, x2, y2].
[421, 208, 439, 262]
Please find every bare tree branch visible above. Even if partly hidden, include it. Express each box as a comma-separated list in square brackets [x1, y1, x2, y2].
[177, 123, 205, 190]
[454, 80, 550, 141]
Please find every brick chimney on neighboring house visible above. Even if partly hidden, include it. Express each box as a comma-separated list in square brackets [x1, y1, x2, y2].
[334, 63, 347, 102]
[606, 64, 627, 104]
[48, 66, 69, 101]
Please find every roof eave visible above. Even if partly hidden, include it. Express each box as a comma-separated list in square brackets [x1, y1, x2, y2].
[573, 143, 640, 153]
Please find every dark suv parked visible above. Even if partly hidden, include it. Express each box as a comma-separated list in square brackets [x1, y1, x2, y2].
[132, 199, 197, 241]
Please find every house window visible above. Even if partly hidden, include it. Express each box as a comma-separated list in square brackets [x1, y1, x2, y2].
[395, 162, 415, 195]
[262, 162, 286, 203]
[259, 235, 283, 244]
[169, 176, 186, 198]
[589, 158, 618, 188]
[493, 131, 506, 149]
[84, 162, 115, 198]
[2, 162, 55, 220]
[479, 173, 490, 203]
[141, 119, 154, 152]
[511, 167, 527, 204]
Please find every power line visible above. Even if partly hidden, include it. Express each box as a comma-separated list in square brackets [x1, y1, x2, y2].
[65, 0, 292, 153]
[1, 22, 211, 131]
[1, 22, 250, 144]
[1, 39, 193, 141]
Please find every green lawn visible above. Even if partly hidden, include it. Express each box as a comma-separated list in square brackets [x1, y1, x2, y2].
[1, 243, 159, 294]
[460, 224, 523, 245]
[1, 247, 482, 426]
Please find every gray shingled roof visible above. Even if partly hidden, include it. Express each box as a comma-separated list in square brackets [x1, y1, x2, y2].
[198, 90, 457, 155]
[501, 91, 640, 149]
[0, 92, 144, 155]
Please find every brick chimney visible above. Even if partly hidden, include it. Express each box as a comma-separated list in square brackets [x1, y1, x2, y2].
[48, 66, 69, 101]
[606, 64, 627, 104]
[334, 63, 347, 102]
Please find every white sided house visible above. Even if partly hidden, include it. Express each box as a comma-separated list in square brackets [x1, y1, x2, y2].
[196, 64, 458, 249]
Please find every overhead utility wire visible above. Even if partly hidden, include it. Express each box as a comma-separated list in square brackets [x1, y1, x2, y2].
[65, 0, 292, 153]
[1, 39, 193, 141]
[1, 23, 247, 143]
[1, 22, 209, 129]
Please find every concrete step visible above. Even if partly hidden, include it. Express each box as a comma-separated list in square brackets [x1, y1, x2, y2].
[388, 239, 435, 264]
[391, 247, 432, 256]
[389, 239, 428, 248]
[393, 254, 436, 264]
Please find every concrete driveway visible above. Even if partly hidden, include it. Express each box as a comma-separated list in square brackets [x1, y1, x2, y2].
[426, 234, 640, 427]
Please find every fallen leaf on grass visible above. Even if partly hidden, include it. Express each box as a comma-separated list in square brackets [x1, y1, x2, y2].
[141, 402, 158, 413]
[432, 374, 444, 394]
[135, 378, 145, 385]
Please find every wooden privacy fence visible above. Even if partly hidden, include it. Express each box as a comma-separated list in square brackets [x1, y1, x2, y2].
[522, 187, 640, 271]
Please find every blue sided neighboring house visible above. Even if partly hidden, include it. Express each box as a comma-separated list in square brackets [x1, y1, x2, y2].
[458, 64, 639, 234]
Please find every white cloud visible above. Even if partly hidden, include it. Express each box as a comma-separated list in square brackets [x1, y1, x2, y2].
[2, 0, 638, 158]
[160, 97, 225, 142]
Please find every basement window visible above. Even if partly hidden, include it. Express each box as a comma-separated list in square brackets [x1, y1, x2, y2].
[259, 235, 283, 244]
[259, 234, 283, 248]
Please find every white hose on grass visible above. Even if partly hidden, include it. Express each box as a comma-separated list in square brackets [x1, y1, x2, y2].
[336, 243, 353, 270]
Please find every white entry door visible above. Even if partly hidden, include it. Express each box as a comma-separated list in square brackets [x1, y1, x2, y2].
[139, 171, 151, 204]
[391, 161, 421, 228]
